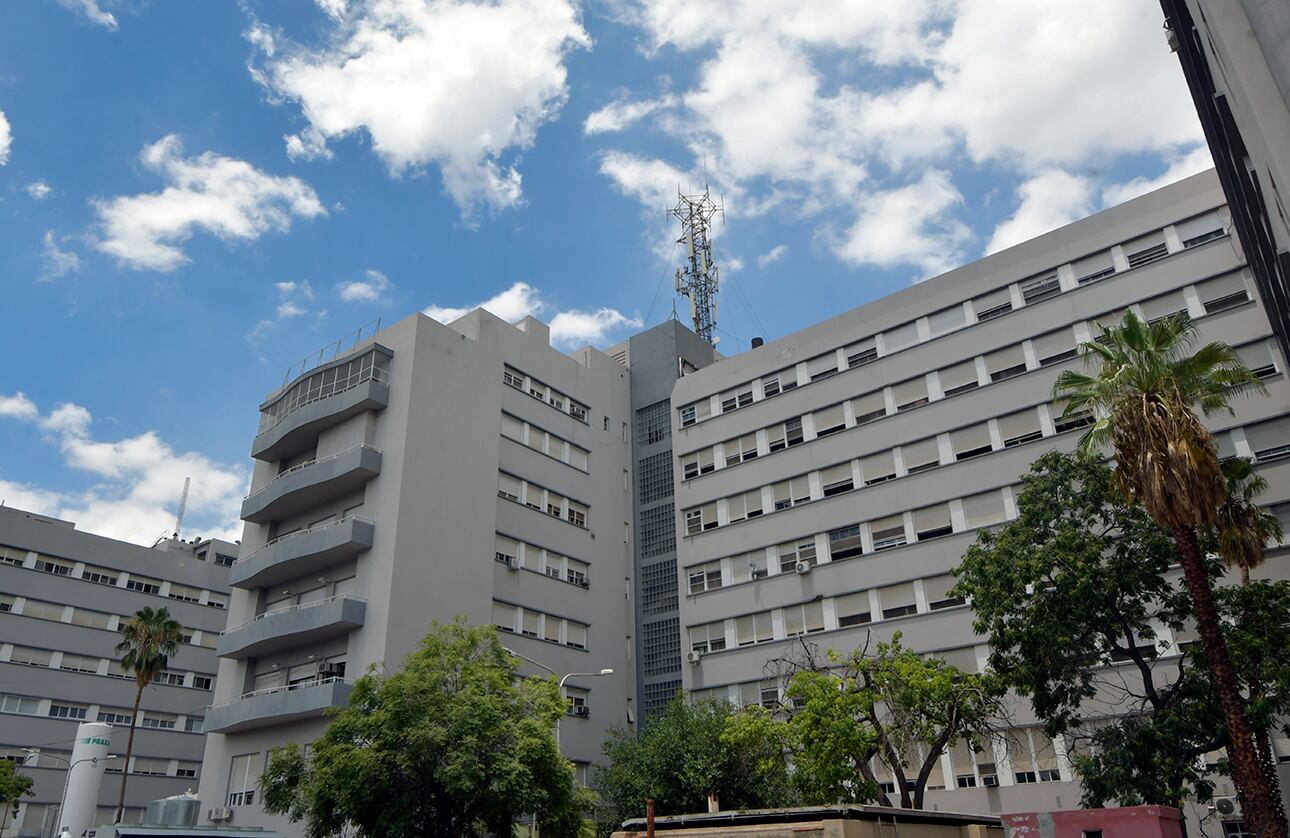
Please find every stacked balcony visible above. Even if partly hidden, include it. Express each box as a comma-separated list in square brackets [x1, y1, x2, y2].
[204, 678, 354, 734]
[217, 595, 367, 659]
[241, 444, 383, 524]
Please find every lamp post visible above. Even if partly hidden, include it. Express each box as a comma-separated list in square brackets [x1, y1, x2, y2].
[19, 751, 118, 838]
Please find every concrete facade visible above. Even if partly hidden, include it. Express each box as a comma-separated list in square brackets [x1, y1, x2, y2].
[668, 170, 1290, 833]
[196, 310, 637, 834]
[0, 506, 234, 836]
[613, 806, 1003, 838]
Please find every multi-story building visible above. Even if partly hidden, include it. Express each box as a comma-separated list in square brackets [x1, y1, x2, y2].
[669, 169, 1290, 830]
[1161, 0, 1290, 360]
[0, 505, 234, 836]
[196, 311, 637, 834]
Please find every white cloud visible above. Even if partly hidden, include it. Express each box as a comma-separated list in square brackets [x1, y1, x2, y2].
[273, 280, 317, 319]
[249, 0, 590, 217]
[833, 170, 971, 277]
[337, 269, 392, 303]
[584, 95, 676, 135]
[0, 394, 247, 544]
[424, 281, 641, 347]
[724, 255, 744, 272]
[1102, 145, 1214, 208]
[757, 244, 788, 267]
[986, 169, 1096, 255]
[92, 134, 325, 271]
[0, 393, 38, 422]
[26, 182, 51, 200]
[40, 231, 82, 281]
[0, 110, 10, 165]
[58, 0, 119, 30]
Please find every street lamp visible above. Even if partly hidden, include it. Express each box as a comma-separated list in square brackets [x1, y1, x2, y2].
[22, 751, 119, 837]
[499, 647, 614, 750]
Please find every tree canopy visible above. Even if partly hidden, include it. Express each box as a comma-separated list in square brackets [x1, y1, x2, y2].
[261, 618, 588, 838]
[0, 759, 34, 832]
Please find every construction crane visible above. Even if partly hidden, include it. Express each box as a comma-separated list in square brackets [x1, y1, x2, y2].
[670, 186, 723, 345]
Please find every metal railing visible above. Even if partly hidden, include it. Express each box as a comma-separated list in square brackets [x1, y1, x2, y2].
[221, 594, 367, 636]
[208, 676, 352, 711]
[242, 444, 381, 502]
[281, 319, 382, 388]
[238, 515, 375, 563]
[259, 362, 390, 435]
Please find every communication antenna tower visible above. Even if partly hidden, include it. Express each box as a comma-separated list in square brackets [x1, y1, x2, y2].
[172, 477, 190, 539]
[670, 186, 723, 344]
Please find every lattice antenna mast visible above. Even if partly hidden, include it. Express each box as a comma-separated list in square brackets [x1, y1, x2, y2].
[670, 187, 723, 344]
[172, 477, 190, 539]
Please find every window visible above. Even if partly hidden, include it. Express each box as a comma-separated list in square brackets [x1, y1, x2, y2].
[48, 703, 89, 720]
[569, 400, 589, 423]
[820, 463, 854, 497]
[724, 433, 758, 466]
[835, 592, 872, 628]
[22, 599, 65, 621]
[688, 560, 723, 594]
[901, 438, 941, 474]
[546, 491, 566, 518]
[735, 612, 774, 646]
[500, 413, 523, 442]
[1124, 232, 1170, 269]
[132, 757, 170, 776]
[497, 473, 521, 502]
[720, 386, 754, 412]
[950, 741, 979, 788]
[813, 404, 846, 436]
[767, 417, 804, 451]
[1237, 340, 1277, 379]
[1073, 250, 1116, 285]
[780, 538, 818, 572]
[726, 489, 765, 524]
[784, 601, 825, 636]
[1176, 210, 1225, 247]
[522, 609, 540, 638]
[680, 400, 711, 426]
[168, 584, 202, 604]
[878, 582, 918, 619]
[206, 593, 228, 609]
[81, 565, 119, 586]
[845, 336, 878, 367]
[730, 550, 769, 583]
[892, 378, 929, 412]
[1020, 273, 1060, 305]
[1247, 417, 1290, 463]
[193, 675, 213, 690]
[0, 545, 26, 566]
[568, 445, 589, 471]
[924, 575, 965, 610]
[998, 408, 1043, 447]
[951, 424, 993, 461]
[566, 621, 588, 650]
[860, 450, 896, 485]
[963, 490, 1008, 528]
[827, 526, 863, 561]
[495, 534, 519, 567]
[972, 287, 1012, 321]
[938, 360, 979, 397]
[870, 516, 907, 552]
[126, 576, 161, 595]
[34, 556, 73, 576]
[10, 647, 53, 667]
[685, 504, 717, 535]
[142, 713, 178, 729]
[503, 367, 524, 390]
[1140, 289, 1188, 323]
[636, 400, 671, 445]
[771, 476, 811, 510]
[185, 717, 204, 733]
[59, 654, 100, 674]
[0, 694, 41, 715]
[1032, 328, 1078, 366]
[883, 322, 919, 353]
[492, 601, 517, 633]
[805, 353, 839, 382]
[985, 345, 1027, 382]
[154, 671, 185, 687]
[176, 762, 199, 779]
[681, 448, 716, 479]
[763, 368, 797, 397]
[566, 501, 587, 528]
[99, 709, 134, 726]
[0, 594, 11, 613]
[544, 615, 561, 643]
[913, 504, 953, 541]
[927, 305, 967, 337]
[227, 753, 264, 807]
[690, 621, 726, 653]
[214, 553, 236, 567]
[1052, 399, 1095, 433]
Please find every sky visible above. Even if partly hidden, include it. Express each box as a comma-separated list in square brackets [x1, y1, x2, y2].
[0, 0, 1213, 545]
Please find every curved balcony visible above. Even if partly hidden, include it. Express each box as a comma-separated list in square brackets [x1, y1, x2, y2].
[205, 677, 354, 734]
[241, 445, 382, 524]
[231, 516, 375, 590]
[217, 595, 366, 660]
[252, 345, 392, 463]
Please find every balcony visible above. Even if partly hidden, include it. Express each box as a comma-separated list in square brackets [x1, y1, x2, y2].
[205, 678, 354, 734]
[217, 595, 366, 659]
[231, 515, 375, 590]
[252, 346, 392, 462]
[241, 445, 382, 524]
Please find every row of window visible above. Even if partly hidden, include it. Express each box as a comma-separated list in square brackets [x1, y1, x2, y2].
[503, 365, 590, 423]
[1, 643, 214, 690]
[678, 209, 1230, 427]
[500, 413, 591, 471]
[685, 486, 1013, 596]
[2, 747, 200, 779]
[0, 692, 204, 732]
[0, 543, 229, 608]
[494, 534, 590, 587]
[0, 592, 219, 649]
[680, 275, 1264, 481]
[497, 472, 589, 528]
[251, 657, 348, 693]
[687, 574, 968, 655]
[492, 601, 589, 649]
[260, 347, 390, 433]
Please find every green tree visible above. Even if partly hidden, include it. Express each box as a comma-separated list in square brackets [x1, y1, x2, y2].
[0, 759, 34, 834]
[955, 451, 1290, 811]
[261, 618, 587, 838]
[114, 605, 183, 822]
[1215, 457, 1285, 586]
[594, 694, 794, 837]
[1053, 310, 1284, 837]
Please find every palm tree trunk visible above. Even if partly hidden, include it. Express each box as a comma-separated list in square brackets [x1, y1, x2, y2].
[115, 680, 144, 823]
[1175, 528, 1287, 837]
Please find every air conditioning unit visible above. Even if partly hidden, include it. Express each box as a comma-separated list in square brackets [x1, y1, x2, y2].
[1213, 797, 1241, 817]
[577, 579, 590, 589]
[317, 662, 343, 679]
[208, 807, 232, 823]
[573, 705, 590, 718]
[686, 650, 703, 664]
[795, 560, 813, 575]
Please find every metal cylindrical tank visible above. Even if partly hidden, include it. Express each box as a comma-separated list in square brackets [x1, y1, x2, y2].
[60, 722, 113, 838]
[143, 792, 199, 827]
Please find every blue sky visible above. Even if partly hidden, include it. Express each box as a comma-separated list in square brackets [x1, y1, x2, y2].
[0, 0, 1210, 543]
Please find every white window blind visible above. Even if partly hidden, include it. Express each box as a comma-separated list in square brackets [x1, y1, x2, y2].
[884, 322, 919, 352]
[492, 602, 517, 631]
[951, 424, 993, 459]
[878, 582, 917, 618]
[1123, 230, 1169, 268]
[1197, 273, 1250, 311]
[736, 612, 774, 646]
[902, 437, 941, 473]
[772, 476, 811, 509]
[861, 450, 896, 484]
[820, 463, 854, 496]
[928, 305, 967, 336]
[985, 345, 1027, 380]
[1032, 329, 1077, 365]
[805, 353, 839, 380]
[813, 404, 846, 435]
[835, 592, 871, 627]
[963, 490, 1008, 527]
[939, 360, 979, 395]
[1139, 290, 1188, 322]
[913, 504, 952, 539]
[500, 414, 523, 441]
[852, 391, 887, 423]
[869, 515, 906, 550]
[1073, 249, 1116, 284]
[923, 575, 964, 609]
[973, 287, 1012, 320]
[1238, 340, 1276, 377]
[498, 473, 520, 501]
[845, 336, 878, 367]
[1175, 210, 1225, 245]
[998, 408, 1043, 447]
[566, 621, 587, 649]
[893, 378, 929, 411]
[1246, 417, 1290, 459]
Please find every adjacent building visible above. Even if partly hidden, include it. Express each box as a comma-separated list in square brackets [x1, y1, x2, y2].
[196, 311, 638, 834]
[669, 170, 1290, 830]
[0, 506, 234, 836]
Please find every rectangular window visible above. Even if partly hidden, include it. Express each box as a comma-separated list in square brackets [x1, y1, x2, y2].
[126, 576, 161, 595]
[963, 490, 1008, 528]
[546, 491, 565, 518]
[938, 360, 979, 397]
[1032, 328, 1078, 366]
[827, 526, 863, 561]
[141, 713, 177, 730]
[813, 404, 846, 436]
[688, 560, 723, 594]
[951, 424, 993, 461]
[49, 703, 90, 720]
[81, 565, 119, 586]
[1020, 273, 1060, 304]
[845, 336, 878, 367]
[227, 753, 264, 807]
[805, 353, 839, 382]
[167, 584, 202, 604]
[522, 609, 540, 638]
[730, 550, 768, 583]
[878, 582, 918, 619]
[767, 417, 804, 451]
[566, 621, 588, 649]
[924, 575, 965, 610]
[1124, 231, 1169, 268]
[1175, 210, 1225, 247]
[726, 490, 764, 524]
[972, 287, 1012, 321]
[153, 671, 185, 687]
[1198, 272, 1250, 315]
[1073, 250, 1116, 284]
[985, 345, 1027, 382]
[186, 717, 204, 733]
[10, 647, 53, 667]
[998, 408, 1044, 447]
[497, 473, 521, 502]
[835, 592, 872, 627]
[206, 593, 228, 610]
[735, 611, 774, 646]
[851, 391, 886, 425]
[820, 463, 854, 497]
[492, 601, 517, 633]
[725, 434, 758, 466]
[59, 654, 100, 674]
[34, 556, 74, 576]
[500, 413, 524, 441]
[870, 515, 908, 551]
[193, 675, 213, 690]
[913, 504, 953, 541]
[680, 400, 711, 426]
[22, 599, 65, 621]
[0, 546, 26, 567]
[566, 501, 587, 528]
[784, 601, 825, 636]
[720, 386, 754, 412]
[690, 621, 726, 653]
[1140, 289, 1188, 323]
[927, 305, 967, 337]
[176, 762, 199, 779]
[901, 438, 941, 474]
[779, 538, 818, 572]
[883, 322, 919, 353]
[892, 378, 929, 412]
[0, 594, 12, 613]
[1238, 341, 1277, 379]
[1052, 399, 1095, 433]
[495, 534, 519, 567]
[99, 709, 134, 726]
[1247, 417, 1290, 463]
[503, 367, 524, 390]
[860, 450, 896, 485]
[681, 448, 716, 479]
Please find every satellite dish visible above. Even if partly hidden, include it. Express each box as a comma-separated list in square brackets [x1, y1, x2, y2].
[1216, 798, 1236, 815]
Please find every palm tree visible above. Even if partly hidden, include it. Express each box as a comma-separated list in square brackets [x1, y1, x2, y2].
[114, 606, 183, 823]
[1215, 457, 1285, 586]
[1054, 310, 1285, 837]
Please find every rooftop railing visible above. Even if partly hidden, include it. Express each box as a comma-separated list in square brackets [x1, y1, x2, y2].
[281, 319, 382, 389]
